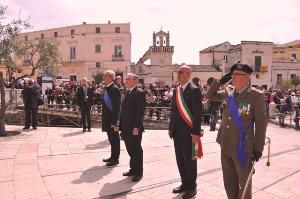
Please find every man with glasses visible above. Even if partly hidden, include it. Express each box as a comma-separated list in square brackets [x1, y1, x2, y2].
[206, 64, 268, 199]
[119, 73, 146, 182]
[102, 70, 121, 167]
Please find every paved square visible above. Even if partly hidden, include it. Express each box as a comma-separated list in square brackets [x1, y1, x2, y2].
[0, 124, 299, 199]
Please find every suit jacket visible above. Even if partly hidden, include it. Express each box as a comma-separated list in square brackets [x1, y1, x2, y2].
[21, 87, 39, 109]
[119, 87, 146, 133]
[169, 82, 203, 136]
[205, 80, 268, 156]
[102, 83, 121, 131]
[75, 86, 94, 107]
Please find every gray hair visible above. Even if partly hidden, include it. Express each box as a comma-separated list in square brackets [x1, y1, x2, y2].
[104, 70, 116, 80]
[126, 73, 138, 81]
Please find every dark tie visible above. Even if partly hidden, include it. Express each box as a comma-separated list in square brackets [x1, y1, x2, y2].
[125, 90, 130, 99]
[180, 87, 184, 93]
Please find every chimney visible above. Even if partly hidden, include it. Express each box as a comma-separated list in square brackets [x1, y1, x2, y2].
[108, 20, 111, 24]
[83, 22, 86, 24]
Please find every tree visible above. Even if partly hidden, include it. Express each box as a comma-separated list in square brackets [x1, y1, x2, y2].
[0, 4, 60, 135]
[92, 71, 103, 84]
[277, 79, 292, 91]
[291, 76, 300, 90]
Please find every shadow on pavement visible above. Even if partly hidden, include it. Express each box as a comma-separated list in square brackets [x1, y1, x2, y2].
[98, 177, 138, 199]
[72, 165, 112, 184]
[85, 140, 110, 150]
[63, 130, 84, 137]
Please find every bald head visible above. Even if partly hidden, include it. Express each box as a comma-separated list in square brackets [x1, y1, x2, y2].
[177, 64, 192, 85]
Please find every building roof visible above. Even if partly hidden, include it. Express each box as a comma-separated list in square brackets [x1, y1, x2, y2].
[276, 40, 300, 48]
[199, 41, 230, 53]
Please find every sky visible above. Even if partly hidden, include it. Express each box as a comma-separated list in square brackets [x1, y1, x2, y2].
[3, 0, 300, 64]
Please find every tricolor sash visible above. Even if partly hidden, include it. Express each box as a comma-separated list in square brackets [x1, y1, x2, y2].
[104, 90, 113, 112]
[176, 87, 203, 159]
[228, 95, 253, 168]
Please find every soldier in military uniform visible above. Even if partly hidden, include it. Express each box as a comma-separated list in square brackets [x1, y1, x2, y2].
[205, 64, 268, 199]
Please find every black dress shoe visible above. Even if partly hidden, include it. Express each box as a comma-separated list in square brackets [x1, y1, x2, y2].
[23, 127, 30, 130]
[106, 160, 119, 167]
[132, 174, 143, 182]
[88, 129, 91, 132]
[173, 185, 187, 193]
[123, 171, 134, 176]
[103, 158, 112, 162]
[83, 129, 86, 132]
[182, 189, 197, 199]
[32, 127, 37, 130]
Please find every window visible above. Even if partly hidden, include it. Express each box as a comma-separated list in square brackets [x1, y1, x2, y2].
[277, 74, 282, 83]
[25, 36, 28, 41]
[54, 32, 58, 37]
[96, 62, 101, 68]
[292, 53, 297, 60]
[95, 44, 101, 53]
[255, 56, 261, 72]
[256, 74, 260, 79]
[41, 34, 44, 39]
[96, 27, 101, 33]
[70, 47, 76, 60]
[224, 55, 228, 63]
[115, 27, 120, 33]
[114, 45, 122, 57]
[291, 74, 296, 79]
[71, 29, 75, 35]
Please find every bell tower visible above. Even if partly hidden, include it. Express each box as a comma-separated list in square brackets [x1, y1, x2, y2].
[149, 29, 174, 65]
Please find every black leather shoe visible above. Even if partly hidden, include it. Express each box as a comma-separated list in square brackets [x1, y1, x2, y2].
[32, 127, 37, 130]
[103, 158, 112, 162]
[182, 189, 197, 199]
[23, 127, 30, 130]
[88, 129, 91, 132]
[123, 171, 134, 176]
[106, 160, 119, 167]
[132, 174, 143, 182]
[83, 129, 86, 132]
[173, 185, 187, 193]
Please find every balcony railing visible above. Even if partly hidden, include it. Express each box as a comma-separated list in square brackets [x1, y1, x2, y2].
[112, 54, 124, 61]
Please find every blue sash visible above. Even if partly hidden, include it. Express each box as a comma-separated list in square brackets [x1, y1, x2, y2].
[228, 95, 253, 168]
[104, 90, 113, 112]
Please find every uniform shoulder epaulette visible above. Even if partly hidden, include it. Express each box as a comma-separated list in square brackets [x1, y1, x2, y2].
[251, 87, 264, 94]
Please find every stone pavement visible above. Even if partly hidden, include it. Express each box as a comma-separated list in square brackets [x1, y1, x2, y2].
[0, 124, 299, 199]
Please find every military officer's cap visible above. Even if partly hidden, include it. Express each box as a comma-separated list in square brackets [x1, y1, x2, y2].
[230, 63, 253, 75]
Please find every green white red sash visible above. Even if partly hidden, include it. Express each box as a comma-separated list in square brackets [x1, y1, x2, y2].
[176, 86, 203, 160]
[176, 87, 193, 128]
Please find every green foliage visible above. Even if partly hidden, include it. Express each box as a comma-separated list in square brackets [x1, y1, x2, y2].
[92, 71, 103, 84]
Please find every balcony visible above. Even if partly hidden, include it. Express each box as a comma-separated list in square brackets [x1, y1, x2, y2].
[112, 54, 124, 61]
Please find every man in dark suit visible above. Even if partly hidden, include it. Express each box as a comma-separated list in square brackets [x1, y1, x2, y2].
[102, 70, 121, 167]
[120, 73, 146, 182]
[169, 65, 203, 199]
[21, 79, 39, 130]
[75, 77, 94, 132]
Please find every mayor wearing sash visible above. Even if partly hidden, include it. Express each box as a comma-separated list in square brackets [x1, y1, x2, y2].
[168, 65, 203, 199]
[206, 63, 268, 199]
[102, 70, 121, 167]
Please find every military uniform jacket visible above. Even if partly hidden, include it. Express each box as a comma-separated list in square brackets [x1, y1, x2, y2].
[205, 80, 268, 157]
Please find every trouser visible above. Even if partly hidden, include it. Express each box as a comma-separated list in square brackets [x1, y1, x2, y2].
[80, 104, 91, 129]
[173, 131, 197, 190]
[221, 153, 252, 199]
[123, 131, 143, 175]
[210, 109, 218, 130]
[107, 127, 120, 160]
[24, 106, 38, 128]
[279, 114, 285, 126]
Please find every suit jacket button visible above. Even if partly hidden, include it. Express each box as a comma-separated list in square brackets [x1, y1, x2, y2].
[227, 125, 229, 128]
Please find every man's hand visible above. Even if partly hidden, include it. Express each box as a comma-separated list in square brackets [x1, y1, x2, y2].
[253, 151, 262, 162]
[192, 134, 201, 143]
[219, 72, 232, 85]
[132, 128, 139, 136]
[168, 130, 173, 139]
